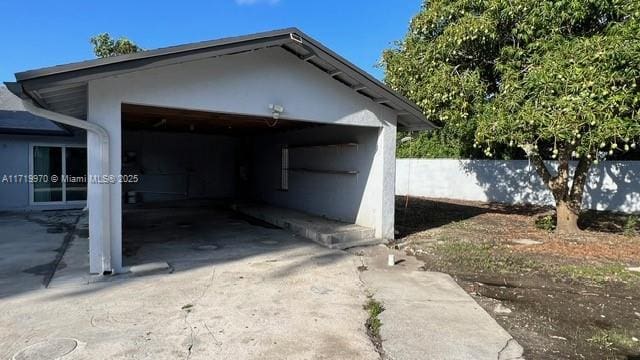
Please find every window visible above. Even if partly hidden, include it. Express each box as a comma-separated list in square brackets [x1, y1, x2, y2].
[281, 146, 289, 191]
[31, 145, 87, 204]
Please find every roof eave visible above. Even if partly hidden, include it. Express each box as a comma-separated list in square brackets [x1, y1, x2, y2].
[14, 28, 435, 129]
[15, 28, 300, 82]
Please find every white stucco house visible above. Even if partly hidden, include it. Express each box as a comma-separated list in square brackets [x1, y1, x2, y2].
[7, 28, 434, 274]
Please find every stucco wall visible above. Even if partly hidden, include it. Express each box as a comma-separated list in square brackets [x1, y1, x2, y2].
[250, 125, 381, 228]
[123, 131, 237, 202]
[86, 45, 398, 272]
[0, 133, 86, 211]
[396, 159, 640, 214]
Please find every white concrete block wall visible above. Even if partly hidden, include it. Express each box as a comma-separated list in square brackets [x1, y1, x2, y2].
[396, 159, 640, 214]
[123, 131, 237, 202]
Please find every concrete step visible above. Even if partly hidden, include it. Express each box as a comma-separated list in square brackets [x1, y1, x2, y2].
[324, 228, 376, 245]
[233, 203, 380, 249]
[328, 238, 386, 250]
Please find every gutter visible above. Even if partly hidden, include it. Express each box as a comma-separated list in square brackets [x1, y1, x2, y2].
[5, 83, 113, 275]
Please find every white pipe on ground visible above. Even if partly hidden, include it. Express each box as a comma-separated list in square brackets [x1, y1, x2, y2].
[21, 100, 113, 275]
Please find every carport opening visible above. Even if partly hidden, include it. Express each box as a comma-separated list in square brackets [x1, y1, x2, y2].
[121, 103, 378, 263]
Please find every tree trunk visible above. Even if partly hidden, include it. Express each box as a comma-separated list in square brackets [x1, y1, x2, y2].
[528, 145, 592, 235]
[555, 200, 580, 234]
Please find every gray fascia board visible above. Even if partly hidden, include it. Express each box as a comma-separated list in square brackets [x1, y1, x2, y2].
[19, 36, 295, 91]
[15, 28, 299, 81]
[292, 30, 436, 129]
[15, 27, 434, 129]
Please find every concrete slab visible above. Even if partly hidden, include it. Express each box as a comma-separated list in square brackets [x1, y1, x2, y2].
[359, 246, 524, 360]
[47, 213, 93, 288]
[127, 262, 172, 276]
[0, 210, 81, 298]
[511, 239, 543, 246]
[1, 207, 378, 360]
[234, 203, 383, 249]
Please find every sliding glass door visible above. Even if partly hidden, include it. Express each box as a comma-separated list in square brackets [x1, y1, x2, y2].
[31, 145, 87, 204]
[33, 146, 63, 202]
[65, 147, 88, 201]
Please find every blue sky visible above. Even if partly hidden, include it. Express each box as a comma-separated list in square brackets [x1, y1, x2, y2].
[0, 0, 421, 83]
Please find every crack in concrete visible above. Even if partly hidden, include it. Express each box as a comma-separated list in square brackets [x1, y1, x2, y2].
[356, 255, 388, 360]
[23, 212, 83, 288]
[203, 322, 222, 347]
[183, 266, 216, 359]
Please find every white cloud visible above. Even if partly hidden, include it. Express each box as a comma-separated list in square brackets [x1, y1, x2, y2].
[235, 0, 280, 5]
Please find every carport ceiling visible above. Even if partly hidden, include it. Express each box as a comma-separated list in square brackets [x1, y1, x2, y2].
[122, 103, 320, 136]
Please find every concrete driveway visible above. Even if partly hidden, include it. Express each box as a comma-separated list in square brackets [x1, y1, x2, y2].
[0, 207, 522, 360]
[0, 210, 81, 299]
[0, 208, 377, 360]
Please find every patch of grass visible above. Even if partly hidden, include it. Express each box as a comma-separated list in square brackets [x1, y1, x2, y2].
[554, 263, 640, 284]
[434, 241, 539, 273]
[623, 215, 638, 237]
[535, 214, 556, 232]
[588, 329, 640, 352]
[363, 298, 385, 337]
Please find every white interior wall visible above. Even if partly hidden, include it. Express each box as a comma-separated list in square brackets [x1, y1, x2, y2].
[122, 131, 237, 202]
[250, 125, 380, 228]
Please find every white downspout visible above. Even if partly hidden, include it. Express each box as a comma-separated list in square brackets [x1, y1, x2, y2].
[21, 100, 113, 275]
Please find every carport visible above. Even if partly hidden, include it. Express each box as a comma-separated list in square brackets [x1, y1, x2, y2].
[9, 28, 435, 274]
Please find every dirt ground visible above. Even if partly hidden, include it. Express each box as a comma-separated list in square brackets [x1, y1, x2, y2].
[395, 196, 640, 360]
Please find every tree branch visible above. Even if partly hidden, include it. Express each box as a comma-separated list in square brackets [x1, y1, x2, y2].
[529, 152, 552, 186]
[554, 144, 573, 201]
[569, 156, 593, 210]
[530, 144, 574, 204]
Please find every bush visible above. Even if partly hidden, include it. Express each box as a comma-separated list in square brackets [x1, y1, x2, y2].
[535, 215, 556, 232]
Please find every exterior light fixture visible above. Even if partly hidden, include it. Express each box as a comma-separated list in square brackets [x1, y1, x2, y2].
[269, 104, 284, 120]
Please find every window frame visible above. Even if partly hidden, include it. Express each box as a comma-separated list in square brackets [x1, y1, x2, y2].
[29, 143, 87, 206]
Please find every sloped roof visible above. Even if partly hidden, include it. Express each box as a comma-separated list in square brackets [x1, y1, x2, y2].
[13, 28, 434, 130]
[0, 85, 69, 135]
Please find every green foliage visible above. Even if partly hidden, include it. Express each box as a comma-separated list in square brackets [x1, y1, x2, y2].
[90, 33, 142, 58]
[623, 215, 638, 236]
[363, 298, 385, 337]
[384, 0, 640, 160]
[555, 263, 640, 284]
[535, 214, 556, 231]
[588, 328, 640, 351]
[587, 329, 640, 350]
[434, 241, 539, 273]
[397, 130, 474, 158]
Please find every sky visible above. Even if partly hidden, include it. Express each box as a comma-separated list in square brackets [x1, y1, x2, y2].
[0, 0, 422, 83]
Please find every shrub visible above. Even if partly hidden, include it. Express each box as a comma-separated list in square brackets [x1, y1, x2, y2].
[535, 215, 556, 232]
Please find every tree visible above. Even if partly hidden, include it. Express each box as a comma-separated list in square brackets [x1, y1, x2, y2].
[384, 0, 640, 233]
[90, 33, 142, 58]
